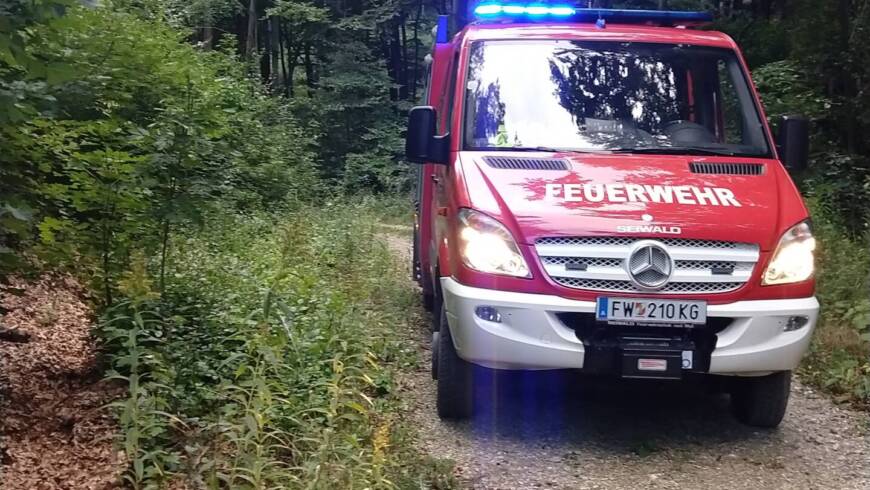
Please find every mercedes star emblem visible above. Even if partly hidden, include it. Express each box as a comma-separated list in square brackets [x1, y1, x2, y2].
[626, 241, 673, 290]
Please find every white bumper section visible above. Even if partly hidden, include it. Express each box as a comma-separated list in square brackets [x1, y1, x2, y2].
[441, 277, 819, 375]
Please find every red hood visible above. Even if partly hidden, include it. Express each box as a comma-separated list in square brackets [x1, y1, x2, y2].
[459, 151, 802, 251]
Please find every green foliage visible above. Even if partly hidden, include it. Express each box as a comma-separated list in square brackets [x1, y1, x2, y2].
[752, 60, 832, 123]
[101, 203, 455, 488]
[752, 57, 870, 234]
[0, 0, 75, 273]
[800, 199, 870, 407]
[713, 15, 790, 68]
[1, 3, 318, 300]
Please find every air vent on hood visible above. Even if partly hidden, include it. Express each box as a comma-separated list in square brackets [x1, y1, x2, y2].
[689, 162, 765, 175]
[483, 156, 569, 171]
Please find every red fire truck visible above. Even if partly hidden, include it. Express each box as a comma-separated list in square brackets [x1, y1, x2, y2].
[406, 5, 816, 427]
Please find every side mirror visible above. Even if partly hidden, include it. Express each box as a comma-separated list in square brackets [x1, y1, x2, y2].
[405, 106, 449, 165]
[777, 115, 809, 171]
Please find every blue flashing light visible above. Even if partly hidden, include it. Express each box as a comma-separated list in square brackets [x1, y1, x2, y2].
[548, 6, 577, 16]
[472, 5, 712, 24]
[525, 5, 551, 15]
[436, 15, 449, 43]
[473, 3, 576, 17]
[475, 3, 503, 14]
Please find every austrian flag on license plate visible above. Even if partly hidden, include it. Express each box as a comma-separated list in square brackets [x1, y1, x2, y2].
[596, 297, 707, 325]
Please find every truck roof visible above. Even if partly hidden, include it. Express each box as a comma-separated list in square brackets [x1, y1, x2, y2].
[460, 22, 738, 49]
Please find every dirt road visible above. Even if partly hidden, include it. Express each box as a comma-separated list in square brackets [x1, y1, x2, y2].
[380, 230, 870, 490]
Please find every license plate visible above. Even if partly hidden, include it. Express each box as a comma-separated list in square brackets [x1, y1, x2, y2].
[596, 297, 707, 325]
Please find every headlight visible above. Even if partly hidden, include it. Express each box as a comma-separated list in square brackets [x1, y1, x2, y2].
[458, 209, 530, 277]
[762, 221, 816, 285]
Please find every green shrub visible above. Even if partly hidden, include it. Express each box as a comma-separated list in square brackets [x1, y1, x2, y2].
[801, 199, 870, 407]
[1, 4, 319, 300]
[101, 201, 454, 488]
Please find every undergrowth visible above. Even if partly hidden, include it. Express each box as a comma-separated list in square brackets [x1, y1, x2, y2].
[800, 199, 870, 408]
[100, 199, 456, 489]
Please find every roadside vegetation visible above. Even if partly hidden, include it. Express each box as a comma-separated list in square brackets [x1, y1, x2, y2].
[1, 2, 450, 487]
[102, 203, 453, 487]
[800, 202, 870, 408]
[1, 0, 869, 487]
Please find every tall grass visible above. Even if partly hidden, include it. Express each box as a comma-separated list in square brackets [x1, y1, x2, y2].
[101, 201, 455, 488]
[801, 199, 870, 406]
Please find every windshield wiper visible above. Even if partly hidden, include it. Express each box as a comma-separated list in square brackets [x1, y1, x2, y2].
[610, 146, 741, 156]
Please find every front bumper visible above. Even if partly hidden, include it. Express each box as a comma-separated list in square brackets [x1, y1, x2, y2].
[441, 277, 819, 375]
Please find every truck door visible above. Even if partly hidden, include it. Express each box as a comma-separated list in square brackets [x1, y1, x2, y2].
[414, 61, 434, 289]
[430, 52, 459, 282]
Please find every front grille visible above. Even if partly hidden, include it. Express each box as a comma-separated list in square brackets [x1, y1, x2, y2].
[535, 236, 759, 295]
[689, 161, 765, 175]
[536, 236, 752, 250]
[541, 256, 622, 268]
[676, 260, 752, 271]
[482, 156, 569, 170]
[551, 277, 744, 294]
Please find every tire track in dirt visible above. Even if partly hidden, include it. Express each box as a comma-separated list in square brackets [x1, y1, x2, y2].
[379, 229, 870, 490]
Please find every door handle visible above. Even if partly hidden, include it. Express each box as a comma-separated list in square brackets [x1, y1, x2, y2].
[430, 174, 441, 184]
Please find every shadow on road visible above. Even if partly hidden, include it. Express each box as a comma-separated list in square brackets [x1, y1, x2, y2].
[460, 368, 777, 452]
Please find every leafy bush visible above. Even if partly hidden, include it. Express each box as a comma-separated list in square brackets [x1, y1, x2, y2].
[800, 199, 870, 407]
[753, 58, 870, 235]
[752, 60, 832, 123]
[1, 4, 319, 301]
[101, 202, 454, 488]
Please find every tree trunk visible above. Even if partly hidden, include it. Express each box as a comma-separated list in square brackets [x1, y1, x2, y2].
[304, 43, 315, 95]
[203, 26, 214, 50]
[245, 0, 257, 58]
[401, 14, 408, 99]
[259, 19, 270, 81]
[284, 25, 297, 97]
[269, 16, 281, 88]
[411, 0, 421, 101]
[278, 19, 288, 94]
[838, 0, 857, 152]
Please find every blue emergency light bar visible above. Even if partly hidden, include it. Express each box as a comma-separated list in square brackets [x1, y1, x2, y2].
[473, 4, 713, 25]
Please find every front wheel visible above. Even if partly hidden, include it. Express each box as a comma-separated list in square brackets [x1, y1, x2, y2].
[730, 371, 791, 428]
[436, 303, 473, 419]
[412, 229, 434, 311]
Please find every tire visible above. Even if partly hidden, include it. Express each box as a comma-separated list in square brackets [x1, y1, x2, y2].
[436, 303, 473, 419]
[431, 331, 440, 380]
[422, 291, 435, 312]
[730, 371, 791, 428]
[412, 231, 435, 312]
[430, 281, 442, 333]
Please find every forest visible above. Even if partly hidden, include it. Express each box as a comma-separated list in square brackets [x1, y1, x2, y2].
[1, 0, 869, 488]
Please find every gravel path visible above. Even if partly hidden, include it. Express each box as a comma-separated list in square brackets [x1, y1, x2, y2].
[380, 230, 870, 490]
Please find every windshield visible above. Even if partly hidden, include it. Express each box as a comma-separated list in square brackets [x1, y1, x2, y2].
[463, 40, 771, 156]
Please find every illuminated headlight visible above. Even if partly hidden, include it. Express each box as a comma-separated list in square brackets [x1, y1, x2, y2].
[458, 209, 530, 278]
[762, 221, 816, 285]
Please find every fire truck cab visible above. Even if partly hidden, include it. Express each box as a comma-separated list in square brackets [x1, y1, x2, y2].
[407, 6, 816, 428]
